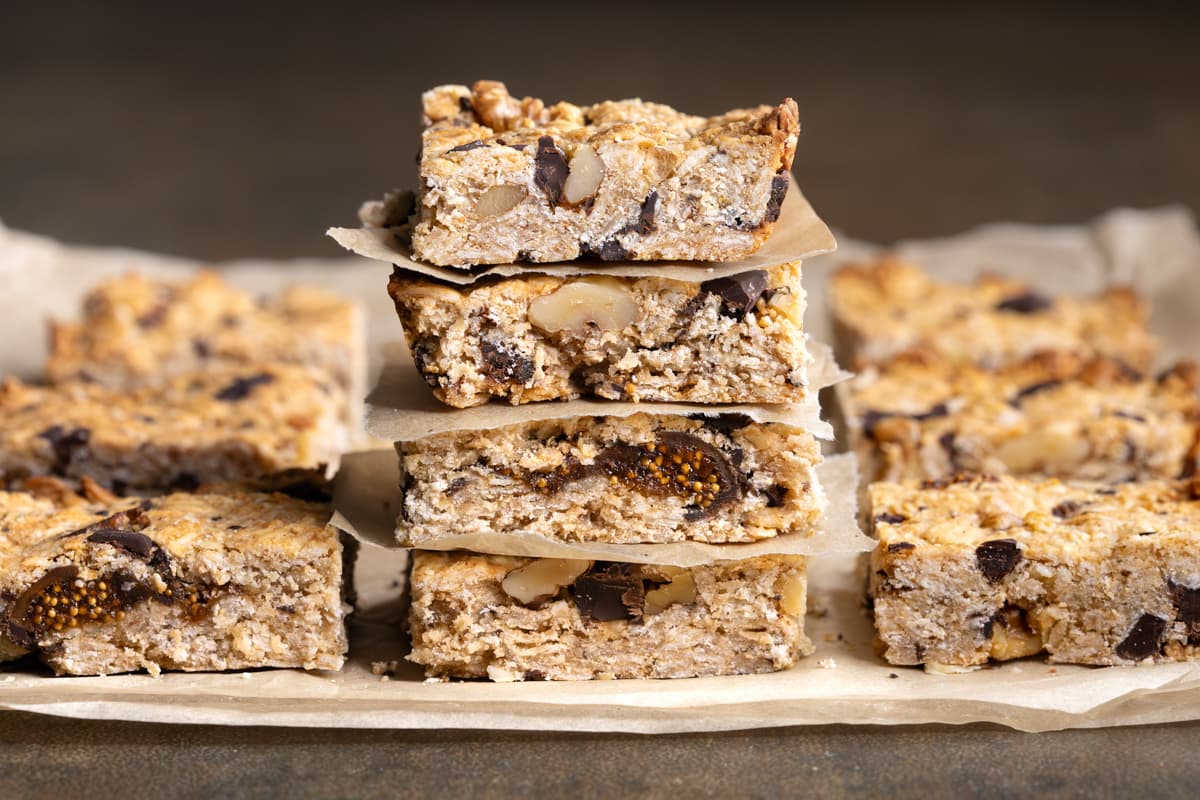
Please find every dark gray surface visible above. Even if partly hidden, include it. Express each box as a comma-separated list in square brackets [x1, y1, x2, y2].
[3, 2, 1200, 797]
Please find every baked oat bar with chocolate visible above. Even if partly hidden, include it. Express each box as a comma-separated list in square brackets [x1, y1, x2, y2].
[409, 81, 799, 266]
[843, 351, 1199, 484]
[828, 257, 1158, 371]
[397, 412, 824, 546]
[0, 365, 347, 492]
[390, 262, 809, 407]
[408, 551, 811, 680]
[46, 271, 365, 401]
[869, 474, 1200, 668]
[0, 485, 349, 675]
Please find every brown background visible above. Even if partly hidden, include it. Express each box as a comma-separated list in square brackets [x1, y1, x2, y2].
[3, 2, 1200, 797]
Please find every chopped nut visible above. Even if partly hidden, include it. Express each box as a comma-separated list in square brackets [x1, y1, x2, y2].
[473, 185, 527, 217]
[501, 558, 592, 605]
[779, 574, 807, 616]
[528, 277, 638, 333]
[995, 428, 1091, 473]
[643, 571, 697, 616]
[562, 144, 604, 205]
[988, 606, 1044, 660]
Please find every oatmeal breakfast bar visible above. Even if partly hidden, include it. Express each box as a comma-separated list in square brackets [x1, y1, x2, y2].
[828, 257, 1158, 371]
[409, 81, 800, 266]
[869, 474, 1200, 668]
[0, 484, 350, 675]
[843, 350, 1199, 484]
[0, 364, 347, 492]
[389, 262, 809, 407]
[397, 412, 824, 546]
[408, 551, 811, 680]
[46, 271, 365, 399]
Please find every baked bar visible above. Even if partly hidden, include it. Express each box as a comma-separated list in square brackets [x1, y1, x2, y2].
[397, 412, 824, 546]
[869, 474, 1200, 668]
[408, 551, 811, 680]
[0, 485, 349, 675]
[410, 81, 799, 266]
[46, 271, 364, 400]
[843, 351, 1199, 484]
[389, 262, 809, 407]
[0, 365, 347, 492]
[828, 257, 1158, 371]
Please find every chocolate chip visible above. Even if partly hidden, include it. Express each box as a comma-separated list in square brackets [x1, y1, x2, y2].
[169, 473, 200, 492]
[701, 271, 769, 318]
[448, 139, 486, 153]
[764, 484, 787, 508]
[479, 336, 534, 385]
[215, 373, 275, 402]
[995, 291, 1053, 314]
[411, 339, 443, 389]
[273, 481, 333, 504]
[582, 239, 631, 262]
[458, 95, 473, 113]
[86, 529, 157, 559]
[1137, 530, 1157, 536]
[887, 542, 915, 553]
[626, 191, 658, 236]
[1115, 613, 1167, 660]
[1051, 500, 1083, 519]
[572, 562, 646, 621]
[975, 539, 1021, 582]
[38, 426, 91, 475]
[874, 513, 908, 525]
[763, 173, 789, 224]
[533, 136, 568, 205]
[1169, 580, 1200, 638]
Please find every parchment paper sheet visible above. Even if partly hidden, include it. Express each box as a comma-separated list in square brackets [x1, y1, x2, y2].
[327, 177, 837, 284]
[2, 205, 1200, 732]
[332, 451, 871, 562]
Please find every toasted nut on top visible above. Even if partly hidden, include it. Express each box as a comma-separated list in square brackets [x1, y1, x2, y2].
[528, 277, 638, 333]
[501, 558, 592, 605]
[473, 185, 527, 217]
[563, 144, 604, 205]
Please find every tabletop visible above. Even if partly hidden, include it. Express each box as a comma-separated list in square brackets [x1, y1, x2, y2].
[3, 2, 1199, 798]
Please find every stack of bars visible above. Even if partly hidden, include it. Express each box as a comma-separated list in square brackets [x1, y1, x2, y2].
[335, 81, 852, 681]
[829, 258, 1200, 669]
[0, 272, 364, 675]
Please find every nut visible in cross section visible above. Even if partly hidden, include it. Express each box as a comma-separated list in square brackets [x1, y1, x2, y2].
[473, 185, 527, 217]
[995, 428, 1091, 473]
[528, 277, 638, 334]
[779, 573, 807, 616]
[501, 558, 592, 605]
[643, 570, 697, 616]
[562, 144, 604, 205]
[988, 606, 1044, 661]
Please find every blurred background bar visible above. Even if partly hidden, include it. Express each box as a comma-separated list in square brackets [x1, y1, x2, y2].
[2, 1, 1198, 259]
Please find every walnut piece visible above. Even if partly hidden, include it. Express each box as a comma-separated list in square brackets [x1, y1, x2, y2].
[643, 570, 698, 616]
[473, 185, 527, 217]
[501, 558, 592, 605]
[528, 277, 638, 334]
[563, 144, 604, 205]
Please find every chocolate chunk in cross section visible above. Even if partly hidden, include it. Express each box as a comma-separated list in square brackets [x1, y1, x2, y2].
[994, 291, 1053, 314]
[215, 373, 276, 402]
[975, 539, 1021, 582]
[572, 562, 647, 621]
[1115, 613, 1167, 661]
[38, 426, 91, 475]
[701, 271, 769, 318]
[533, 136, 568, 205]
[763, 173, 789, 224]
[86, 529, 158, 559]
[624, 192, 658, 236]
[479, 336, 535, 385]
[448, 139, 486, 153]
[1169, 580, 1200, 639]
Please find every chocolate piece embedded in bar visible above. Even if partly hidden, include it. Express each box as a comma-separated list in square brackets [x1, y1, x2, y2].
[869, 475, 1200, 668]
[0, 486, 348, 675]
[407, 551, 811, 681]
[408, 81, 800, 266]
[396, 412, 825, 547]
[0, 365, 347, 493]
[389, 262, 809, 407]
[828, 257, 1159, 371]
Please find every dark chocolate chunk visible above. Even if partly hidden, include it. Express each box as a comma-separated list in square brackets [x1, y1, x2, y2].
[874, 512, 908, 525]
[689, 413, 754, 435]
[701, 270, 769, 318]
[1012, 380, 1062, 404]
[215, 373, 275, 402]
[763, 173, 789, 224]
[975, 539, 1021, 582]
[533, 136, 568, 205]
[887, 542, 915, 553]
[1115, 613, 1167, 661]
[626, 191, 658, 236]
[1137, 530, 1156, 536]
[995, 291, 1053, 314]
[86, 529, 157, 559]
[764, 484, 787, 508]
[272, 481, 333, 504]
[458, 95, 473, 113]
[1169, 580, 1200, 638]
[572, 562, 646, 621]
[582, 239, 631, 262]
[1051, 500, 1083, 519]
[479, 336, 535, 385]
[448, 139, 486, 153]
[411, 339, 443, 389]
[38, 426, 91, 475]
[169, 473, 200, 492]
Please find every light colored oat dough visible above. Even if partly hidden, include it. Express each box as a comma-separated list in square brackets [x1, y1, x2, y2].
[397, 412, 825, 546]
[389, 262, 809, 407]
[0, 364, 347, 492]
[46, 271, 365, 398]
[869, 475, 1200, 668]
[828, 258, 1158, 371]
[0, 486, 349, 675]
[410, 81, 800, 266]
[843, 350, 1199, 484]
[408, 551, 811, 680]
